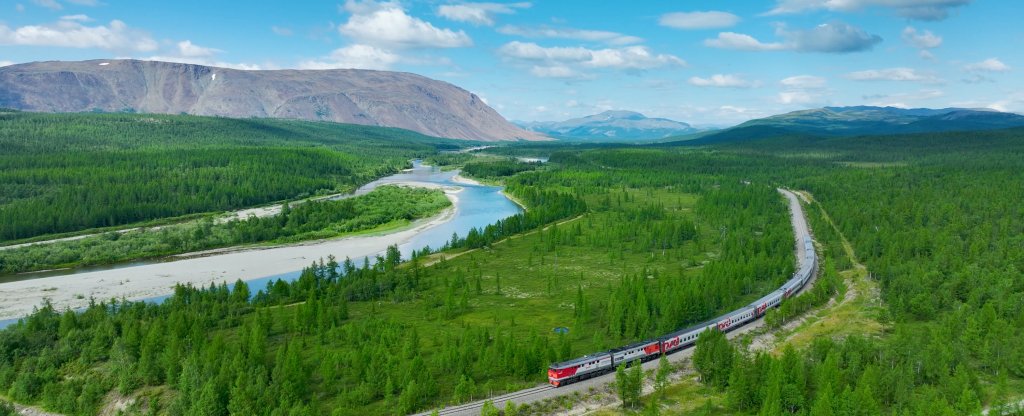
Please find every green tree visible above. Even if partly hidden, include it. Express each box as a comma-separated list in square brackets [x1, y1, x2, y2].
[693, 329, 734, 389]
[655, 354, 671, 399]
[480, 400, 499, 416]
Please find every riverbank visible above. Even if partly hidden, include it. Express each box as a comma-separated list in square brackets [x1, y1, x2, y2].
[0, 186, 461, 321]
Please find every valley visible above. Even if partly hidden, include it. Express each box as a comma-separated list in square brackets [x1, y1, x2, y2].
[1, 2, 1023, 414]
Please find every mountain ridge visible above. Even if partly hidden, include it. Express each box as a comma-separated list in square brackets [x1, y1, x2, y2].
[0, 59, 546, 142]
[668, 105, 1024, 145]
[519, 110, 696, 141]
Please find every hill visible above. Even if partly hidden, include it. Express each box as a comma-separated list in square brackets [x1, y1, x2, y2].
[519, 110, 696, 141]
[668, 106, 1024, 145]
[0, 112, 463, 242]
[0, 59, 545, 142]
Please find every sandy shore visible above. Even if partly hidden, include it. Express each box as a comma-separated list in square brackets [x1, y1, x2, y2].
[0, 184, 462, 321]
[451, 173, 482, 186]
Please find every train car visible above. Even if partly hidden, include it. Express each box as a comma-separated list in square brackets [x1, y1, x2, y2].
[660, 320, 715, 354]
[547, 352, 613, 387]
[750, 289, 785, 317]
[610, 339, 662, 366]
[716, 305, 757, 331]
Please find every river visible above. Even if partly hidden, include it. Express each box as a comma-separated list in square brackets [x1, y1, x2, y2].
[0, 162, 522, 327]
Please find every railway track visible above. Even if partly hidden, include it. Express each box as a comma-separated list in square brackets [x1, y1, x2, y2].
[411, 189, 816, 416]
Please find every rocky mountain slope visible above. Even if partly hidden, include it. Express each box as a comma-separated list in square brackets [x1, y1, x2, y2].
[519, 110, 696, 141]
[0, 59, 545, 141]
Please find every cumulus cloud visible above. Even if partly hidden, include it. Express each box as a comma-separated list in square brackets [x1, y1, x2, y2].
[704, 32, 785, 51]
[298, 44, 400, 70]
[339, 0, 472, 49]
[688, 74, 759, 88]
[965, 58, 1010, 72]
[780, 75, 826, 89]
[60, 14, 91, 22]
[766, 0, 972, 21]
[175, 40, 219, 58]
[705, 22, 880, 53]
[846, 67, 941, 83]
[778, 75, 829, 105]
[781, 22, 882, 53]
[0, 18, 158, 52]
[901, 27, 942, 49]
[498, 41, 684, 75]
[497, 25, 642, 45]
[437, 2, 530, 26]
[777, 91, 821, 105]
[659, 11, 740, 30]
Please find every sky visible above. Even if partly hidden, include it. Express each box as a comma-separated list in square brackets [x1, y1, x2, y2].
[0, 0, 1021, 126]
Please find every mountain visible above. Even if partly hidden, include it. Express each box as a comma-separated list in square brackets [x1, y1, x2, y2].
[519, 110, 697, 141]
[672, 106, 1024, 145]
[0, 59, 546, 142]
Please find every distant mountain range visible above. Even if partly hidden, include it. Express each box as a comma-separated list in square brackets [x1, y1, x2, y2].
[519, 110, 697, 141]
[671, 106, 1024, 145]
[0, 59, 545, 142]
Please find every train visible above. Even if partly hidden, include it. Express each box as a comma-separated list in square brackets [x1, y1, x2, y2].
[547, 235, 817, 387]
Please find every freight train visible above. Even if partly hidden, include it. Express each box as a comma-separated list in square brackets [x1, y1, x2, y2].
[547, 236, 817, 387]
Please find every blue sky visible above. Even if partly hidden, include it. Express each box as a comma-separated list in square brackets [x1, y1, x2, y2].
[0, 0, 1020, 125]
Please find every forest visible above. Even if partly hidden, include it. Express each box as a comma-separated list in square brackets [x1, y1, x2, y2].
[0, 186, 451, 274]
[2, 126, 1024, 415]
[0, 143, 800, 415]
[0, 112, 466, 243]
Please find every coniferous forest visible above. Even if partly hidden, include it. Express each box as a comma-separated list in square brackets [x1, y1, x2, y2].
[1, 114, 1024, 415]
[0, 112, 464, 243]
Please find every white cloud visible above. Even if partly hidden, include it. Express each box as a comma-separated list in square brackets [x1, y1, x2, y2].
[704, 32, 785, 51]
[780, 22, 882, 53]
[846, 67, 940, 83]
[499, 41, 590, 61]
[777, 75, 829, 105]
[659, 11, 740, 30]
[176, 40, 219, 58]
[140, 56, 262, 70]
[271, 26, 293, 36]
[0, 19, 158, 52]
[587, 46, 685, 69]
[0, 60, 14, 67]
[437, 2, 530, 26]
[777, 91, 819, 105]
[780, 75, 826, 89]
[766, 0, 972, 21]
[60, 14, 91, 22]
[339, 1, 472, 49]
[688, 74, 759, 88]
[498, 41, 684, 72]
[298, 44, 400, 70]
[901, 27, 941, 49]
[705, 22, 881, 53]
[965, 58, 1010, 72]
[497, 25, 642, 45]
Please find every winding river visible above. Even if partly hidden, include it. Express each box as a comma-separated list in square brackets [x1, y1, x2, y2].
[0, 162, 522, 327]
